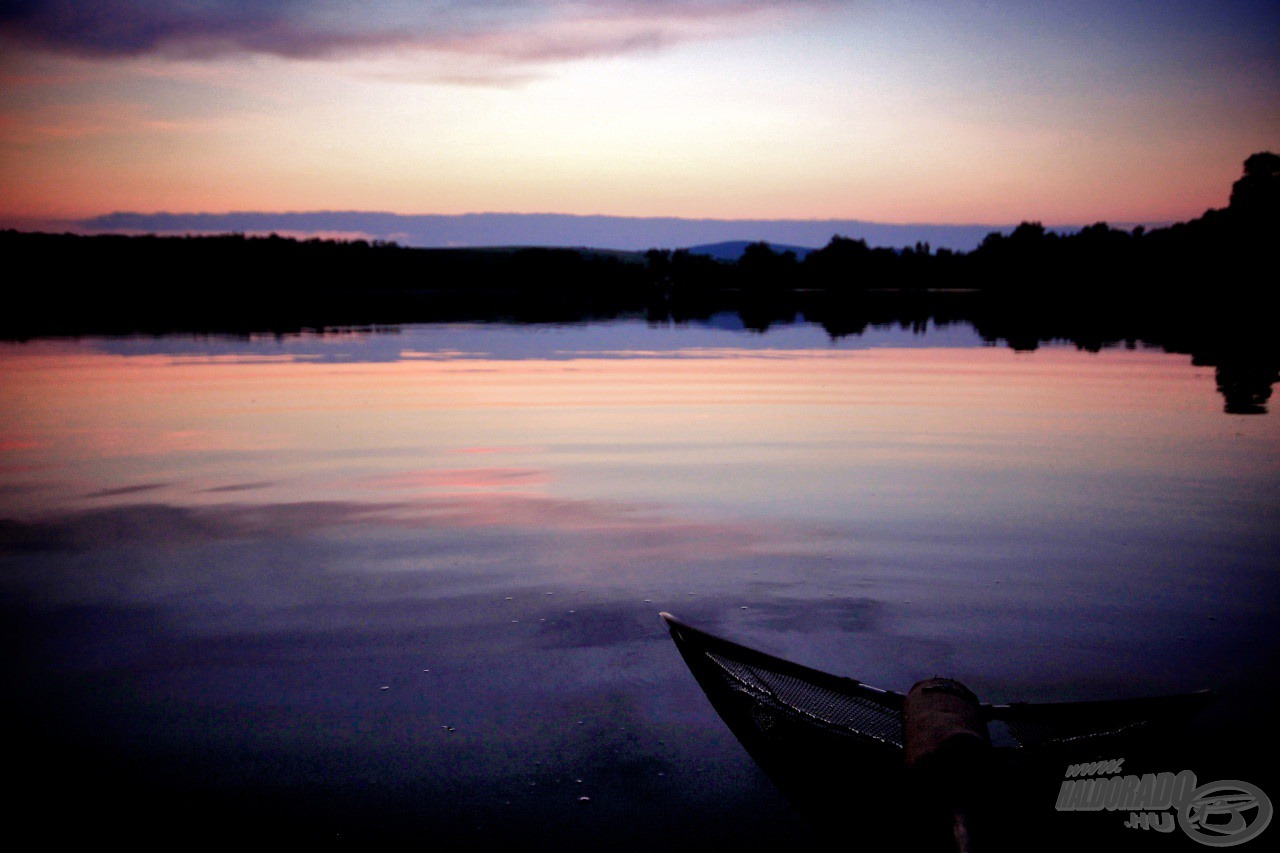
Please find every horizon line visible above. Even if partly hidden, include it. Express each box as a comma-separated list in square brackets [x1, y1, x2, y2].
[2, 210, 1173, 254]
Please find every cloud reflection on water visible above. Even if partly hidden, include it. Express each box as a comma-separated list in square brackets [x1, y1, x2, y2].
[1, 487, 774, 598]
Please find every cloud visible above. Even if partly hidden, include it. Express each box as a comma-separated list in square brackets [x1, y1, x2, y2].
[76, 210, 1006, 253]
[0, 1, 821, 65]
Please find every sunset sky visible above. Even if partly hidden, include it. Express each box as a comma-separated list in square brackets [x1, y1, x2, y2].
[2, 1, 1277, 233]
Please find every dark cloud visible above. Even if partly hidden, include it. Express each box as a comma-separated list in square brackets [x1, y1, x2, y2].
[0, 0, 413, 58]
[0, 0, 815, 62]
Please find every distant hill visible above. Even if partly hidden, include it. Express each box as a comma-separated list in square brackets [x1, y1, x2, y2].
[76, 211, 1028, 254]
[683, 241, 816, 261]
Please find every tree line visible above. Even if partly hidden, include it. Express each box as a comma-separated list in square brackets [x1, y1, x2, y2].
[2, 152, 1275, 338]
[647, 151, 1277, 297]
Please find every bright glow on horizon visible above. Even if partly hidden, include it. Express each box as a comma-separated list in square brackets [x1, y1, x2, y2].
[1, 1, 1277, 228]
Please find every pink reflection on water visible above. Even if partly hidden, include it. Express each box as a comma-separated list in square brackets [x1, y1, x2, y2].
[2, 335, 1274, 524]
[0, 438, 44, 452]
[363, 467, 549, 491]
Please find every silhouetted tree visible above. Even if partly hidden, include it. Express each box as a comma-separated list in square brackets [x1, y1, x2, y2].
[1229, 151, 1280, 223]
[737, 241, 797, 291]
[645, 248, 672, 284]
[803, 235, 871, 289]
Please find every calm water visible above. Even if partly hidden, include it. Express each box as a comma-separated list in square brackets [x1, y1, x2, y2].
[3, 319, 1277, 847]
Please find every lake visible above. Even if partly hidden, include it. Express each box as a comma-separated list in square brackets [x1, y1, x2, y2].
[2, 317, 1277, 848]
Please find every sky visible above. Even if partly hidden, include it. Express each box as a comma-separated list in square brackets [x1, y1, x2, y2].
[1, 1, 1277, 238]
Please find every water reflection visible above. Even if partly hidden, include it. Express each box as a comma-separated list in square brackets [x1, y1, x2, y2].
[1, 320, 1277, 846]
[37, 311, 1277, 417]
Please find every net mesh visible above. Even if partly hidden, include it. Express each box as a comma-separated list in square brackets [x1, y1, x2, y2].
[705, 650, 904, 748]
